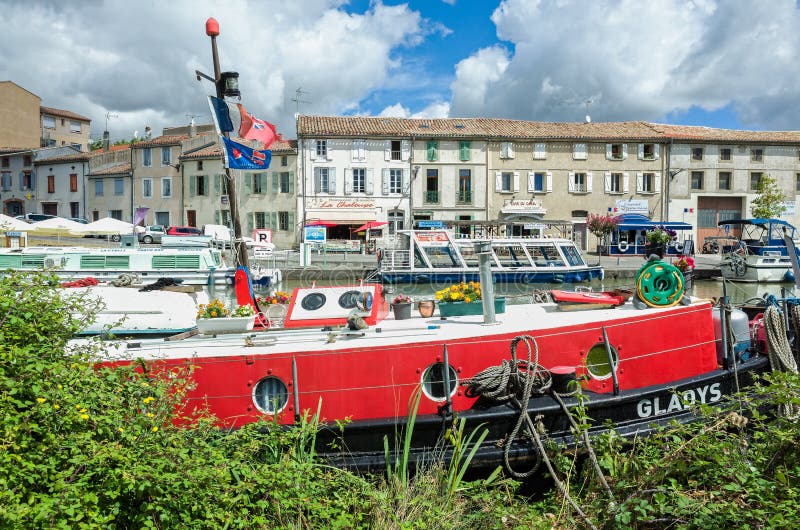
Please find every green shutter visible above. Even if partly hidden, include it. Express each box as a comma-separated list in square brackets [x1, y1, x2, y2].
[214, 210, 221, 224]
[265, 211, 273, 229]
[247, 213, 254, 233]
[190, 176, 196, 197]
[245, 174, 252, 194]
[459, 141, 470, 161]
[271, 212, 278, 230]
[288, 171, 295, 194]
[214, 174, 221, 195]
[427, 141, 437, 162]
[272, 172, 279, 193]
[288, 212, 295, 233]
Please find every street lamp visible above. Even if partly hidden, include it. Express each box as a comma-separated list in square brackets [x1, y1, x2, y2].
[197, 17, 249, 269]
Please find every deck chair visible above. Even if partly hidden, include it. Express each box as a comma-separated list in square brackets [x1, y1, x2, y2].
[233, 266, 268, 328]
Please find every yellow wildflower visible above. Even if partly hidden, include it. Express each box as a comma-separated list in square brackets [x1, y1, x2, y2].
[36, 397, 46, 404]
[151, 426, 159, 433]
[81, 414, 89, 420]
[146, 413, 154, 418]
[143, 396, 154, 404]
[53, 404, 60, 410]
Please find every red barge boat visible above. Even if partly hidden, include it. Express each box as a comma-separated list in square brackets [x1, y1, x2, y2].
[93, 261, 772, 476]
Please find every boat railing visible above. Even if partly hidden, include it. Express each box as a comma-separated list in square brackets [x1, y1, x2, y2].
[380, 249, 412, 270]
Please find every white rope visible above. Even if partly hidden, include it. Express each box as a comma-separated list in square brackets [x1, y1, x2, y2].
[764, 304, 799, 418]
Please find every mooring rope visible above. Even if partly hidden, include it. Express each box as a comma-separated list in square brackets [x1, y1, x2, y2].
[110, 272, 141, 287]
[763, 301, 799, 418]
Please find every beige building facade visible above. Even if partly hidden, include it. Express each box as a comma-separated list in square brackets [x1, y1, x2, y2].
[0, 81, 40, 148]
[40, 106, 91, 152]
[87, 147, 133, 221]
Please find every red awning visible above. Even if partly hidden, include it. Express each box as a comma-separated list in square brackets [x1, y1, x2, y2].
[353, 221, 388, 232]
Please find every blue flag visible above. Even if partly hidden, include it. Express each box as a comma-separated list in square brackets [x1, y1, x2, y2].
[221, 136, 272, 171]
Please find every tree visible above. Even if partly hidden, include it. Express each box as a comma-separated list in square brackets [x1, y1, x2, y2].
[587, 213, 619, 260]
[750, 174, 787, 218]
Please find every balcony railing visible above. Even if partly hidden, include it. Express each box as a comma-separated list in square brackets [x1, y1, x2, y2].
[424, 191, 440, 204]
[456, 190, 472, 204]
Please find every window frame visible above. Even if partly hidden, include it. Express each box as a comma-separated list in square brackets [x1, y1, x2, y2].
[750, 147, 764, 162]
[718, 171, 732, 190]
[610, 172, 623, 193]
[690, 171, 704, 190]
[142, 178, 153, 198]
[94, 179, 104, 197]
[750, 172, 763, 191]
[114, 178, 124, 196]
[573, 172, 587, 192]
[315, 140, 328, 159]
[719, 148, 732, 161]
[389, 168, 403, 195]
[352, 168, 366, 194]
[47, 175, 55, 194]
[280, 171, 291, 194]
[691, 147, 704, 161]
[161, 177, 172, 198]
[642, 173, 655, 194]
[142, 148, 152, 167]
[161, 147, 171, 166]
[70, 173, 78, 193]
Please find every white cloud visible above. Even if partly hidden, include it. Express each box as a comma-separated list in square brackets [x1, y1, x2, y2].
[379, 100, 450, 118]
[450, 0, 800, 129]
[0, 0, 424, 141]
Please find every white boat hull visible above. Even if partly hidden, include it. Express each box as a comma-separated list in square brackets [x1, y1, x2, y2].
[720, 255, 792, 282]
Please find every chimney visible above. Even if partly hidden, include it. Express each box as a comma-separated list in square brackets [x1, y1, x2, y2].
[103, 131, 110, 151]
[189, 117, 196, 138]
[145, 126, 152, 140]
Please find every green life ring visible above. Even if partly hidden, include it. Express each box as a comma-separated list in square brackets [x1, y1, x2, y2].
[635, 260, 684, 308]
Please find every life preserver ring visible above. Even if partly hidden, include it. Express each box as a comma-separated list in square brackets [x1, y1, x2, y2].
[674, 242, 684, 253]
[617, 241, 629, 253]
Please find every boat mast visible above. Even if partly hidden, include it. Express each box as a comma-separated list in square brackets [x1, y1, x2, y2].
[204, 18, 249, 269]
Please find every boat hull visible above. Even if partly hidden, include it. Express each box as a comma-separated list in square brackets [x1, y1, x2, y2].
[720, 256, 792, 282]
[381, 266, 603, 284]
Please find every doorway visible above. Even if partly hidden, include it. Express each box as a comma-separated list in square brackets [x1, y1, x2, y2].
[4, 199, 23, 217]
[187, 210, 196, 227]
[697, 196, 744, 245]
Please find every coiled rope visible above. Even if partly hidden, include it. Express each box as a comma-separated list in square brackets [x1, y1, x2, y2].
[110, 272, 141, 287]
[763, 299, 799, 418]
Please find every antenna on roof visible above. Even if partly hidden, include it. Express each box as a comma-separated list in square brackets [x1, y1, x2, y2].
[185, 114, 198, 126]
[291, 87, 311, 115]
[105, 112, 119, 133]
[584, 99, 592, 123]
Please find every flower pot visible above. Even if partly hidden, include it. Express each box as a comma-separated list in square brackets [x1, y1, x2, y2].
[644, 243, 666, 259]
[438, 298, 506, 317]
[417, 300, 436, 318]
[197, 315, 255, 335]
[681, 270, 694, 288]
[391, 302, 413, 320]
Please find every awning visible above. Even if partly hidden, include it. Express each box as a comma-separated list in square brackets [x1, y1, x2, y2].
[614, 213, 692, 231]
[305, 220, 338, 227]
[353, 221, 387, 232]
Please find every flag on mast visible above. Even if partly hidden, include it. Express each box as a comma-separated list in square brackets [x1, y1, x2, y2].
[208, 95, 279, 148]
[221, 136, 272, 171]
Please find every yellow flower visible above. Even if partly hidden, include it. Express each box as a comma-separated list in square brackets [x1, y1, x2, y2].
[57, 384, 63, 390]
[464, 297, 472, 303]
[118, 427, 124, 432]
[143, 396, 154, 404]
[81, 414, 89, 420]
[146, 412, 154, 418]
[151, 426, 159, 433]
[36, 397, 46, 404]
[53, 404, 60, 410]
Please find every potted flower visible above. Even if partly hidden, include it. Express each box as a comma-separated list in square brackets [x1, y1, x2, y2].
[434, 281, 505, 317]
[645, 226, 676, 258]
[391, 294, 413, 320]
[258, 291, 290, 306]
[674, 255, 695, 286]
[196, 299, 256, 334]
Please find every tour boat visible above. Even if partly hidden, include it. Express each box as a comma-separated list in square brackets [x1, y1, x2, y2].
[376, 229, 603, 284]
[91, 259, 772, 476]
[718, 219, 800, 282]
[0, 245, 230, 285]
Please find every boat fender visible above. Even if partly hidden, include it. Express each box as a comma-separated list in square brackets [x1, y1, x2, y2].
[785, 269, 796, 282]
[550, 366, 578, 394]
[674, 242, 684, 253]
[617, 241, 629, 253]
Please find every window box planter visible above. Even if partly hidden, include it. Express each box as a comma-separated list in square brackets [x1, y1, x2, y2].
[438, 298, 506, 317]
[197, 315, 255, 335]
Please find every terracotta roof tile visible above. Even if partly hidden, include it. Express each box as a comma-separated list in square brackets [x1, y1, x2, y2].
[648, 123, 800, 143]
[90, 144, 131, 154]
[132, 135, 188, 148]
[180, 145, 222, 160]
[40, 105, 91, 122]
[34, 152, 90, 164]
[179, 138, 296, 160]
[89, 162, 131, 176]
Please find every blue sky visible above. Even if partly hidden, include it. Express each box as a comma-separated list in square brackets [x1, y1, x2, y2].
[2, 0, 798, 140]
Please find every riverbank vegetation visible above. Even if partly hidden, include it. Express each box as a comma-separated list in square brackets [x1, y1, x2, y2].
[2, 270, 800, 528]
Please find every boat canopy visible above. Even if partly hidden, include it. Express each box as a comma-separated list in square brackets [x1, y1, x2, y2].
[716, 218, 795, 228]
[614, 213, 693, 231]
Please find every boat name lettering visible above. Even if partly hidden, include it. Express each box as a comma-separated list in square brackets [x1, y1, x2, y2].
[317, 200, 375, 209]
[636, 383, 721, 418]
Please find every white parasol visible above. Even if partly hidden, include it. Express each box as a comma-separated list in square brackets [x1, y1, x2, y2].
[81, 217, 135, 236]
[0, 214, 36, 232]
[32, 216, 92, 236]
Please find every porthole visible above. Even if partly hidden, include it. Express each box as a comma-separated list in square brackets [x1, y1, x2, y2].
[252, 376, 289, 414]
[300, 292, 326, 311]
[338, 290, 362, 309]
[586, 343, 618, 380]
[421, 362, 458, 400]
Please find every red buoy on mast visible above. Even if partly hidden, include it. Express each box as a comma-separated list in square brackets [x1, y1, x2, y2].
[205, 17, 219, 37]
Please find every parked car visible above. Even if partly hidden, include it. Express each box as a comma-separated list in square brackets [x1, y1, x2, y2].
[137, 225, 166, 244]
[166, 226, 203, 236]
[15, 213, 56, 223]
[69, 217, 89, 224]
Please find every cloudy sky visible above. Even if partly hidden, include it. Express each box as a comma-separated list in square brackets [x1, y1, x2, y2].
[2, 0, 799, 143]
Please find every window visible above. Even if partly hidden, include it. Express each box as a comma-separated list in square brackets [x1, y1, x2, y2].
[459, 141, 470, 162]
[1, 172, 10, 190]
[609, 172, 623, 193]
[47, 175, 55, 193]
[351, 139, 367, 161]
[797, 173, 800, 193]
[314, 167, 335, 194]
[95, 180, 104, 196]
[692, 147, 704, 161]
[641, 143, 656, 160]
[254, 212, 266, 229]
[280, 172, 290, 193]
[1, 157, 8, 168]
[315, 140, 327, 159]
[751, 148, 763, 162]
[155, 211, 170, 226]
[109, 210, 122, 220]
[425, 169, 439, 204]
[281, 155, 288, 167]
[720, 148, 732, 161]
[252, 172, 265, 194]
[161, 147, 171, 166]
[143, 148, 152, 167]
[500, 171, 513, 192]
[278, 211, 289, 231]
[500, 142, 514, 159]
[691, 171, 704, 190]
[426, 141, 438, 162]
[114, 178, 124, 195]
[23, 155, 31, 166]
[389, 168, 403, 194]
[352, 168, 365, 193]
[70, 202, 79, 218]
[534, 143, 546, 160]
[573, 143, 587, 160]
[388, 209, 404, 235]
[392, 140, 403, 161]
[42, 116, 55, 129]
[161, 177, 172, 198]
[571, 172, 587, 192]
[718, 171, 732, 190]
[215, 174, 229, 196]
[197, 161, 204, 170]
[22, 172, 33, 190]
[457, 169, 472, 203]
[607, 143, 625, 160]
[641, 173, 655, 193]
[142, 178, 153, 198]
[750, 172, 763, 191]
[70, 173, 78, 192]
[529, 172, 546, 192]
[70, 121, 81, 133]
